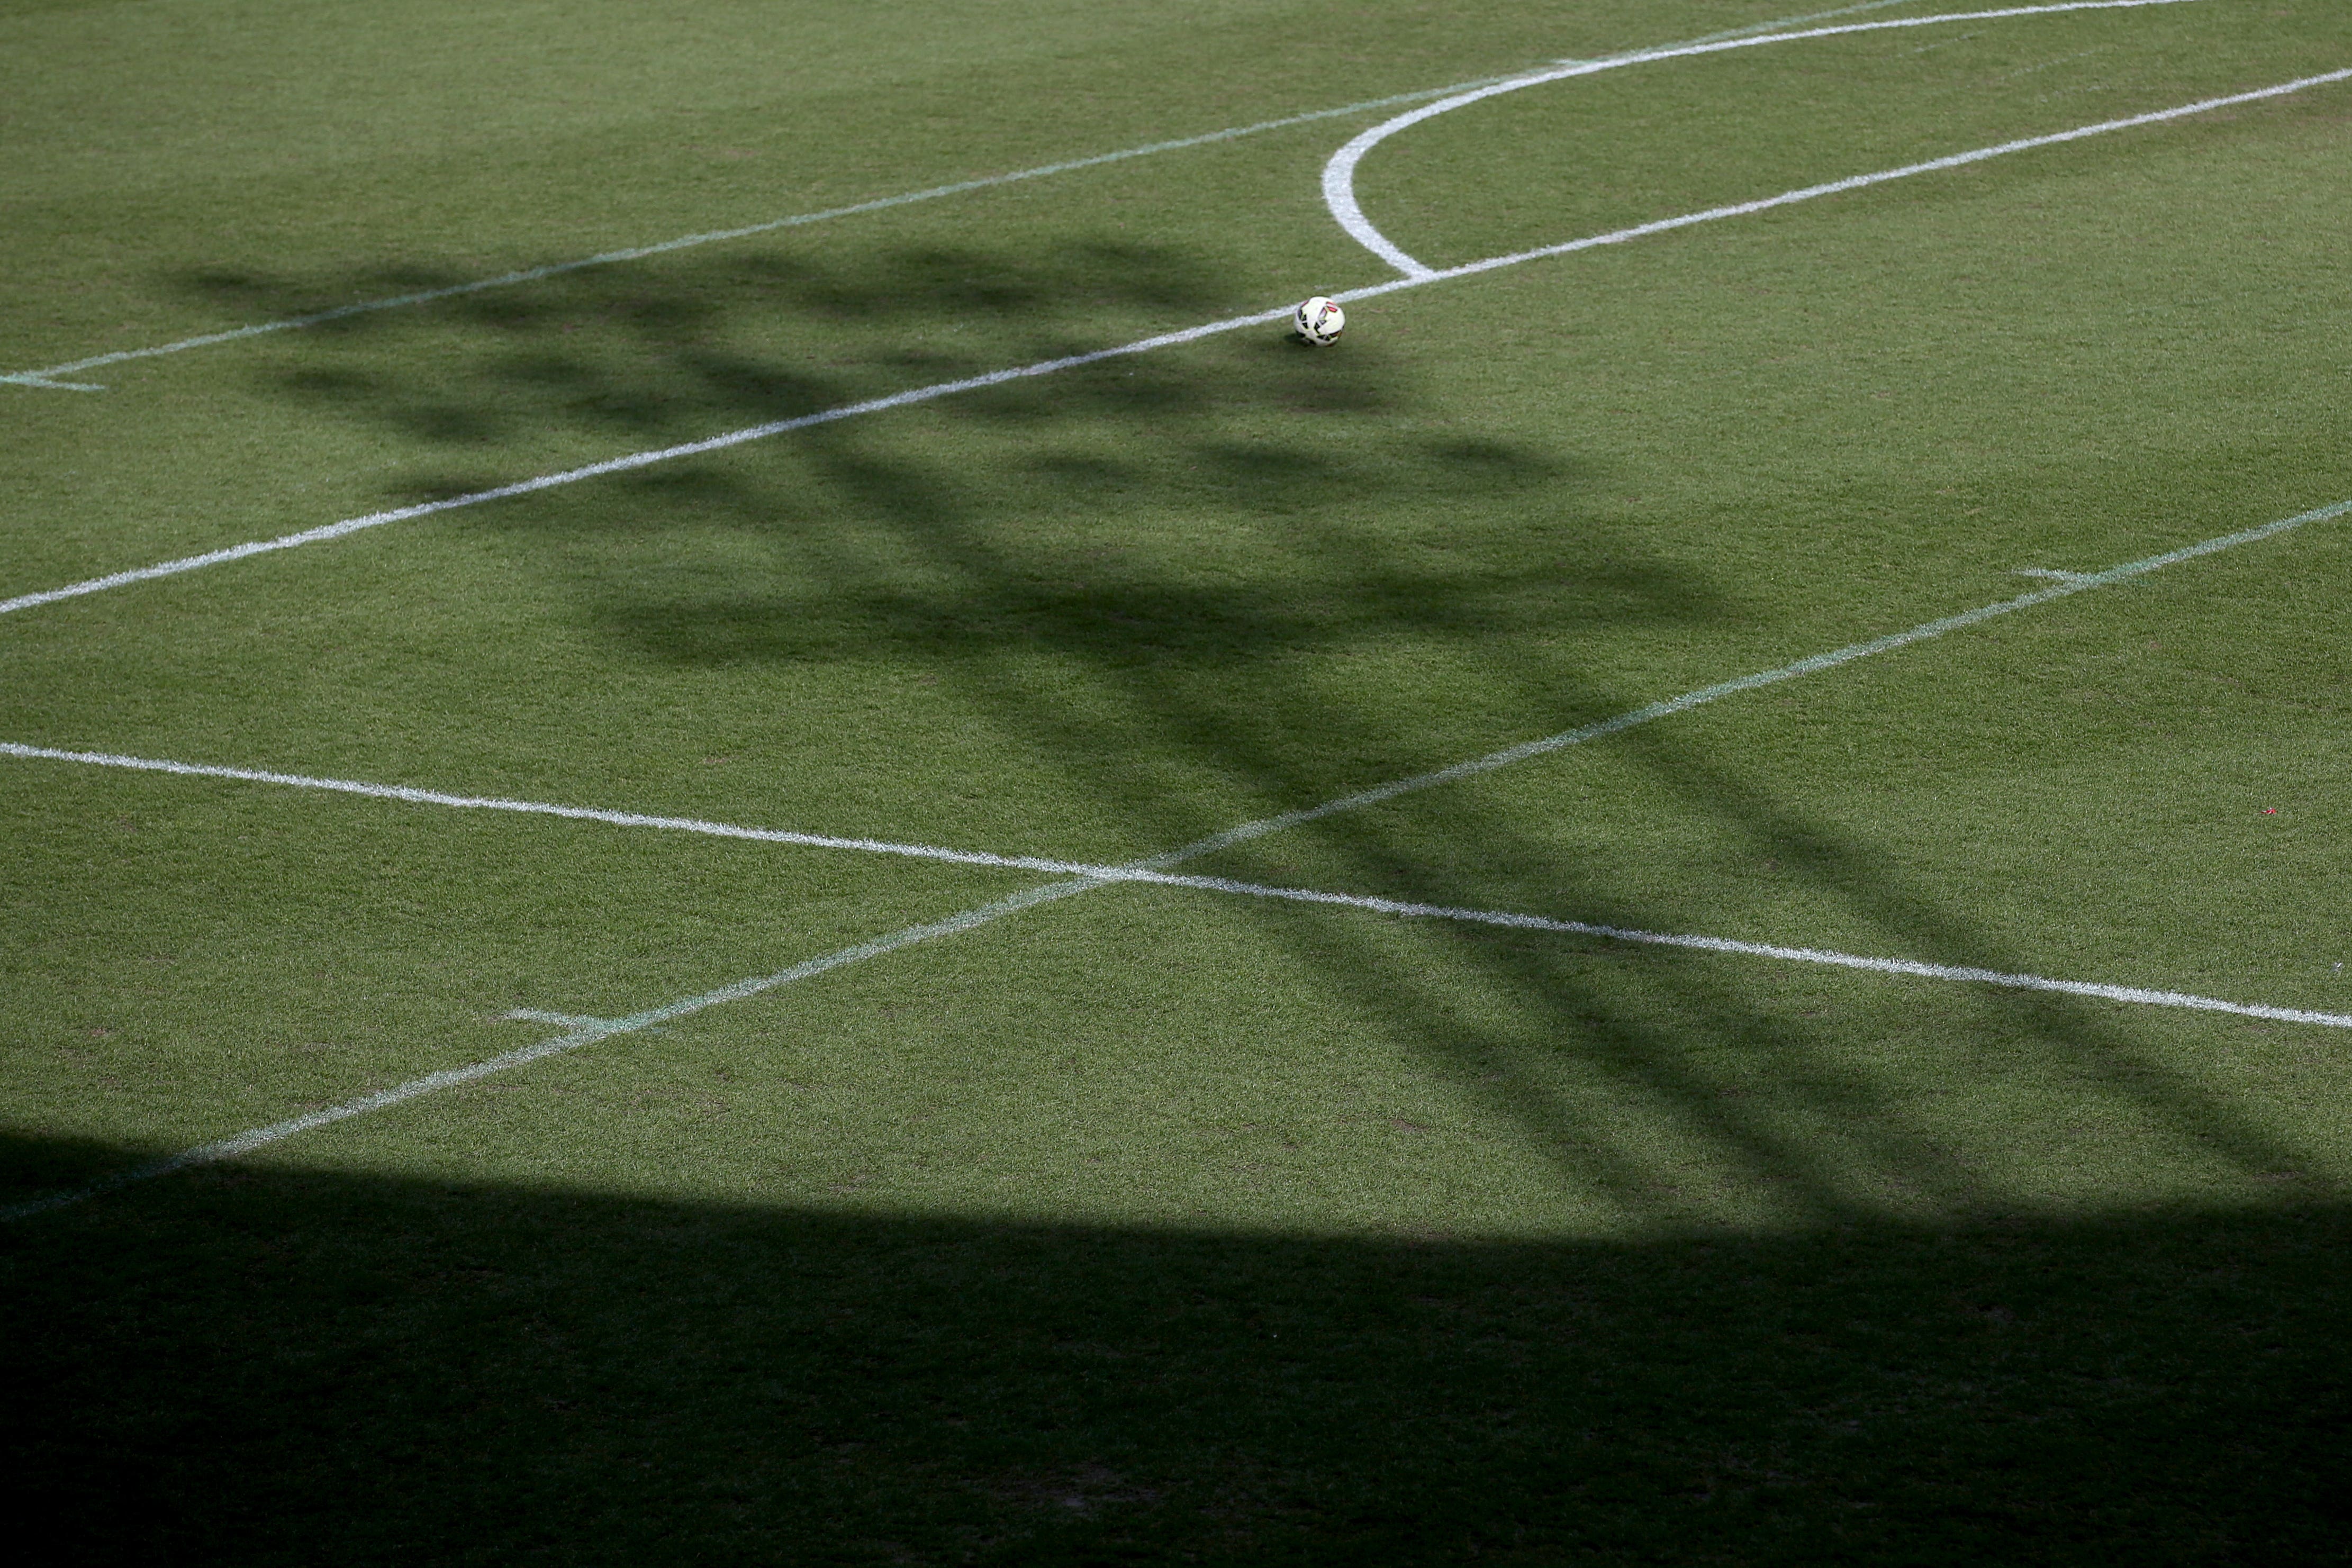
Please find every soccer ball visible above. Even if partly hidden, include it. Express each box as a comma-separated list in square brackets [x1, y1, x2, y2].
[1292, 296, 1345, 346]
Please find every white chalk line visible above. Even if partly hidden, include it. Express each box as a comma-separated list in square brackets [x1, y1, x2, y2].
[1139, 874, 2352, 1033]
[8, 55, 2337, 625]
[0, 0, 1930, 393]
[1093, 493, 2352, 863]
[0, 877, 1101, 1222]
[0, 304, 1295, 619]
[1380, 63, 2352, 283]
[1319, 0, 2201, 278]
[12, 862, 2339, 1226]
[7, 491, 2347, 1220]
[11, 489, 2350, 880]
[0, 741, 1141, 880]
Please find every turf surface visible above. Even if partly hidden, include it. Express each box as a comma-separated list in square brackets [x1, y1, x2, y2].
[5, 0, 2349, 1558]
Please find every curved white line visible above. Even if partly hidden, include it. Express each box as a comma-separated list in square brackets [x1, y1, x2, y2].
[1323, 0, 2200, 277]
[1323, 67, 2347, 299]
[0, 3, 1933, 393]
[6, 67, 2337, 623]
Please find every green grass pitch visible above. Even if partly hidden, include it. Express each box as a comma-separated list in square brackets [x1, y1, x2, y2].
[5, 0, 2349, 1558]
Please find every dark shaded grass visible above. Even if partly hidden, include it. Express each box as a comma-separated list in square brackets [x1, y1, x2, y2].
[8, 1145, 2349, 1565]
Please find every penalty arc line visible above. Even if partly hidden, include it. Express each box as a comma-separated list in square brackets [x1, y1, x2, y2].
[1318, 0, 2202, 279]
[6, 58, 2339, 624]
[0, 0, 1935, 392]
[7, 490, 2348, 1220]
[1338, 67, 2352, 288]
[0, 877, 1101, 1223]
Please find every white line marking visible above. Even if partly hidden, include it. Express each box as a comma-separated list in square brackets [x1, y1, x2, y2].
[0, 877, 1100, 1223]
[1150, 495, 2352, 862]
[10, 491, 2349, 874]
[1331, 66, 2352, 292]
[502, 1009, 634, 1029]
[0, 135, 1383, 395]
[1130, 873, 2352, 1031]
[1319, 0, 2201, 278]
[0, 0, 1947, 393]
[5, 491, 2346, 1221]
[9, 60, 2337, 624]
[17, 810, 2350, 1223]
[0, 741, 1143, 878]
[0, 304, 1303, 619]
[4, 373, 107, 392]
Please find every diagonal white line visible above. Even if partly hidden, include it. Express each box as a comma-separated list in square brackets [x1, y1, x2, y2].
[6, 59, 2337, 624]
[1414, 66, 2352, 285]
[1125, 872, 2352, 1031]
[10, 494, 2346, 874]
[6, 490, 2346, 1220]
[15, 836, 2347, 1223]
[0, 306, 1297, 618]
[0, 741, 1126, 878]
[0, 0, 1931, 392]
[0, 876, 1100, 1222]
[1134, 496, 2352, 863]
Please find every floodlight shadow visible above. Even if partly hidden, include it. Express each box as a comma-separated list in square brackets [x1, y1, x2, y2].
[208, 232, 2321, 1225]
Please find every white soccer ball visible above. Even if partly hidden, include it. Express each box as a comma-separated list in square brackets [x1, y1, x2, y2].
[1292, 296, 1345, 346]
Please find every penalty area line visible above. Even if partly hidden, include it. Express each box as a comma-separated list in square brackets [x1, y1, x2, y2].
[1365, 65, 2352, 286]
[6, 58, 2339, 623]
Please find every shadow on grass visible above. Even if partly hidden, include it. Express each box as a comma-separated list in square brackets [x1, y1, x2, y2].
[92, 241, 2349, 1560]
[10, 1139, 2349, 1564]
[164, 235, 2335, 1216]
